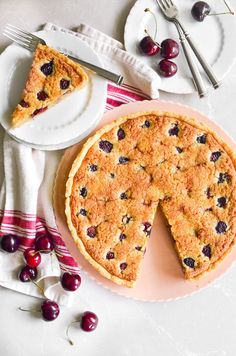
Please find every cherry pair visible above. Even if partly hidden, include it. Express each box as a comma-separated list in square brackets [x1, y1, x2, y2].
[40, 301, 98, 332]
[139, 8, 179, 78]
[20, 299, 98, 345]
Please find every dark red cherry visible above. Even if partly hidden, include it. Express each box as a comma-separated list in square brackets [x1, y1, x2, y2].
[1, 234, 20, 253]
[139, 36, 160, 56]
[215, 221, 227, 234]
[80, 187, 87, 198]
[106, 251, 115, 260]
[81, 311, 98, 332]
[191, 1, 211, 22]
[32, 107, 48, 117]
[40, 61, 54, 76]
[37, 90, 48, 101]
[89, 164, 98, 172]
[158, 59, 178, 77]
[99, 140, 113, 153]
[183, 257, 195, 268]
[35, 235, 54, 253]
[79, 208, 87, 216]
[24, 248, 41, 267]
[61, 272, 81, 291]
[41, 300, 60, 321]
[87, 226, 97, 238]
[143, 222, 152, 236]
[161, 39, 179, 59]
[19, 265, 38, 282]
[120, 262, 128, 271]
[19, 99, 29, 108]
[60, 79, 70, 90]
[117, 128, 125, 140]
[119, 156, 130, 164]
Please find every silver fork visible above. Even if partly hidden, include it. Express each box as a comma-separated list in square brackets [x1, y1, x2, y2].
[3, 24, 124, 85]
[156, 0, 220, 94]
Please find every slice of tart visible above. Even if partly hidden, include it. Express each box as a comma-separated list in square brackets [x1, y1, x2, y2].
[12, 44, 88, 128]
[65, 112, 236, 287]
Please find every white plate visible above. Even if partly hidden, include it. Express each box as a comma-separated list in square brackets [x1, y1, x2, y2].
[124, 0, 236, 94]
[0, 30, 107, 150]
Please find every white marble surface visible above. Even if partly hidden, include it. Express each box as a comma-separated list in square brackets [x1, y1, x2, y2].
[1, 0, 236, 355]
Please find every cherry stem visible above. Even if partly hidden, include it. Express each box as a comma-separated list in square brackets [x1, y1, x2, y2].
[36, 249, 52, 254]
[224, 0, 235, 14]
[144, 29, 161, 48]
[66, 320, 81, 346]
[31, 279, 44, 294]
[208, 0, 234, 16]
[19, 307, 41, 313]
[144, 8, 158, 40]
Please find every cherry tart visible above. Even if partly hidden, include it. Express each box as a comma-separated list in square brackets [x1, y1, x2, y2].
[65, 111, 236, 287]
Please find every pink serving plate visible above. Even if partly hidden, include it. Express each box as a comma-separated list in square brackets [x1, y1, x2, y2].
[53, 100, 236, 301]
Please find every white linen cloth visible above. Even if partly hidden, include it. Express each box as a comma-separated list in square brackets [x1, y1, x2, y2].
[0, 23, 161, 306]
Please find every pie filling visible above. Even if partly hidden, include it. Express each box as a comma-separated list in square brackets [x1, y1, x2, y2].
[66, 112, 236, 287]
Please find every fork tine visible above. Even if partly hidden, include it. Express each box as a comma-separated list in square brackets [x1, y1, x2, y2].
[6, 24, 45, 46]
[6, 25, 38, 45]
[6, 24, 33, 39]
[7, 24, 41, 43]
[3, 31, 36, 51]
[5, 28, 31, 43]
[162, 0, 170, 8]
[3, 32, 34, 51]
[165, 0, 175, 8]
[156, 0, 166, 12]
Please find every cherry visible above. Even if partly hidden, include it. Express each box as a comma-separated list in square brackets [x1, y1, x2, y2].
[19, 99, 29, 108]
[1, 234, 20, 253]
[19, 265, 38, 282]
[191, 1, 211, 22]
[24, 248, 41, 268]
[19, 299, 59, 322]
[158, 59, 178, 77]
[60, 79, 70, 90]
[61, 272, 81, 292]
[35, 235, 54, 254]
[139, 36, 160, 56]
[37, 90, 48, 101]
[40, 60, 54, 76]
[160, 39, 179, 59]
[41, 300, 60, 321]
[81, 311, 98, 332]
[139, 8, 160, 56]
[32, 107, 48, 117]
[66, 310, 99, 345]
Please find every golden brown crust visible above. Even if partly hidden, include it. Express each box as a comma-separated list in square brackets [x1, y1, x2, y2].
[12, 44, 88, 128]
[65, 111, 236, 287]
